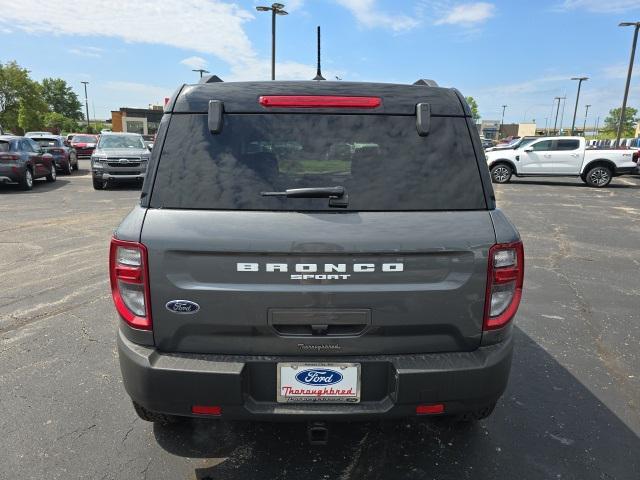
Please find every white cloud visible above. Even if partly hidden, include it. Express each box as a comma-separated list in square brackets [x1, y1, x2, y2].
[435, 2, 495, 26]
[67, 46, 104, 58]
[0, 0, 256, 66]
[603, 63, 640, 79]
[334, 0, 420, 32]
[180, 56, 208, 70]
[103, 81, 174, 107]
[227, 58, 343, 82]
[556, 0, 640, 13]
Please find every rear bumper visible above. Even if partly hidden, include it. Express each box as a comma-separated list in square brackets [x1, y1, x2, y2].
[118, 329, 513, 421]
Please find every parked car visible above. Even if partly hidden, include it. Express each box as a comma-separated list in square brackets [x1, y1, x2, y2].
[142, 134, 155, 151]
[112, 79, 524, 436]
[486, 136, 537, 152]
[91, 132, 149, 189]
[0, 135, 57, 190]
[70, 134, 98, 160]
[485, 136, 640, 187]
[31, 135, 78, 174]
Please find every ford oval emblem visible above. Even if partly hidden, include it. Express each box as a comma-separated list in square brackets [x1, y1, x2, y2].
[165, 300, 200, 314]
[295, 368, 343, 386]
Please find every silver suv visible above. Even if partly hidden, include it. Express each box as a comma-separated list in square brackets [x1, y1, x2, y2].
[91, 133, 149, 189]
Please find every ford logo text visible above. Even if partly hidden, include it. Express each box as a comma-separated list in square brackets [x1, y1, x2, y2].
[165, 300, 200, 314]
[295, 369, 343, 386]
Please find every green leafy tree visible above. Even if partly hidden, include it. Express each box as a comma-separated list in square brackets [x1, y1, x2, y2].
[41, 78, 84, 120]
[43, 111, 79, 133]
[16, 79, 47, 133]
[601, 107, 638, 137]
[0, 61, 36, 131]
[465, 96, 481, 122]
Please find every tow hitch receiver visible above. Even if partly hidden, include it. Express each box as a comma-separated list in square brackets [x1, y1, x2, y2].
[307, 422, 329, 446]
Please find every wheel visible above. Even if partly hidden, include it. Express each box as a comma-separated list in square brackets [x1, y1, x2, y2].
[132, 401, 182, 426]
[490, 163, 512, 183]
[72, 154, 78, 171]
[64, 159, 73, 175]
[19, 168, 34, 191]
[584, 165, 612, 187]
[92, 177, 104, 190]
[46, 164, 57, 182]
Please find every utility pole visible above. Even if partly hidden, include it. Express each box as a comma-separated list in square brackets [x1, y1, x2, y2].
[500, 105, 507, 138]
[313, 26, 325, 80]
[192, 69, 210, 78]
[595, 115, 600, 137]
[553, 97, 562, 135]
[559, 96, 567, 135]
[256, 3, 288, 80]
[582, 104, 591, 137]
[570, 76, 588, 135]
[616, 22, 640, 147]
[81, 81, 90, 132]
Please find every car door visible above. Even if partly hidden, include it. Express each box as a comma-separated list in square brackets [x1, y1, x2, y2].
[28, 138, 52, 176]
[518, 139, 554, 174]
[552, 139, 583, 174]
[21, 140, 43, 177]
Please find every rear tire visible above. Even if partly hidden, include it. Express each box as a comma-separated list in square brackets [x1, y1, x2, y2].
[132, 401, 182, 426]
[490, 164, 512, 184]
[19, 168, 34, 191]
[46, 165, 57, 182]
[65, 160, 73, 175]
[92, 177, 104, 190]
[584, 165, 612, 187]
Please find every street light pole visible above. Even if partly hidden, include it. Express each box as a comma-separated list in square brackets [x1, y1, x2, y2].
[616, 22, 640, 147]
[559, 96, 567, 135]
[570, 76, 588, 135]
[582, 104, 591, 137]
[81, 81, 90, 132]
[192, 69, 210, 78]
[256, 3, 288, 81]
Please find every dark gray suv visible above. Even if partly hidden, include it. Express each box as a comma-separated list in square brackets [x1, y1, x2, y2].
[111, 79, 524, 437]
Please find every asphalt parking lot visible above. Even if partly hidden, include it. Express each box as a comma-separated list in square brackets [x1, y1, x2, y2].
[1, 161, 639, 480]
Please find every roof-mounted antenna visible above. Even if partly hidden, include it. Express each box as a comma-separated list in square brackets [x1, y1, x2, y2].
[313, 26, 326, 81]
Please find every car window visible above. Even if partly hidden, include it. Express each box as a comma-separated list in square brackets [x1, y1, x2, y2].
[21, 139, 35, 152]
[150, 113, 487, 211]
[0, 141, 10, 152]
[98, 135, 145, 149]
[556, 139, 580, 151]
[35, 138, 60, 148]
[72, 135, 96, 143]
[27, 139, 41, 152]
[530, 140, 553, 152]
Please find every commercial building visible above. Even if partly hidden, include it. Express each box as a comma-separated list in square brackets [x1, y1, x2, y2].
[110, 105, 164, 135]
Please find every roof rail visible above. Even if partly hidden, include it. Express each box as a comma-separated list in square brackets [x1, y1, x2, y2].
[413, 79, 439, 87]
[199, 75, 224, 84]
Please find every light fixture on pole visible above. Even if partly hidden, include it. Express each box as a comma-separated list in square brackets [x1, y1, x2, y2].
[81, 81, 90, 131]
[192, 69, 210, 78]
[570, 76, 588, 135]
[615, 22, 640, 147]
[582, 104, 591, 137]
[256, 3, 288, 80]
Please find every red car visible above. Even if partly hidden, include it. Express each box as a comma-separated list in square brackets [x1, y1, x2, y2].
[70, 134, 98, 160]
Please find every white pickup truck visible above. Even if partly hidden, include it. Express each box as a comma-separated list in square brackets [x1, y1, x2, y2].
[485, 136, 639, 187]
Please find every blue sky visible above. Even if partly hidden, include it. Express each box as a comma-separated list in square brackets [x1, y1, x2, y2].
[2, 0, 640, 129]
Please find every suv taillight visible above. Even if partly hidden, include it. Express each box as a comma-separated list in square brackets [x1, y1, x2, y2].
[483, 241, 524, 331]
[109, 238, 152, 330]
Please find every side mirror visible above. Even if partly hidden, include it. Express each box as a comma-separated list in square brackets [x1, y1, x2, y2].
[524, 147, 533, 152]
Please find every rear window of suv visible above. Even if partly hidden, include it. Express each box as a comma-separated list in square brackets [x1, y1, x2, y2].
[150, 114, 487, 211]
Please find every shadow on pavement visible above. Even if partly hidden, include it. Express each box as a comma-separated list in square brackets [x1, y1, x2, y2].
[154, 328, 640, 480]
[0, 178, 70, 194]
[509, 179, 639, 189]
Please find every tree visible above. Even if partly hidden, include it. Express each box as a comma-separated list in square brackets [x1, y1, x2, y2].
[43, 111, 79, 133]
[41, 78, 84, 120]
[17, 81, 48, 132]
[0, 61, 37, 132]
[465, 96, 480, 122]
[601, 107, 638, 137]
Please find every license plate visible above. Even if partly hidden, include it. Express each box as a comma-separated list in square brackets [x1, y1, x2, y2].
[277, 363, 361, 403]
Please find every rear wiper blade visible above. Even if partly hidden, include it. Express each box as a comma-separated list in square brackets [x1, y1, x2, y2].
[261, 186, 349, 208]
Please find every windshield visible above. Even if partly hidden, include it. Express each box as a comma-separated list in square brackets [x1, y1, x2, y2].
[150, 114, 487, 211]
[72, 135, 96, 143]
[98, 135, 145, 149]
[34, 138, 60, 147]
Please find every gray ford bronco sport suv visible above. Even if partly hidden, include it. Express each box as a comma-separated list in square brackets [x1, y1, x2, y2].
[111, 78, 524, 440]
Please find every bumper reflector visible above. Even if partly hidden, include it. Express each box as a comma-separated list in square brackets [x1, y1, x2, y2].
[192, 405, 222, 416]
[416, 404, 445, 415]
